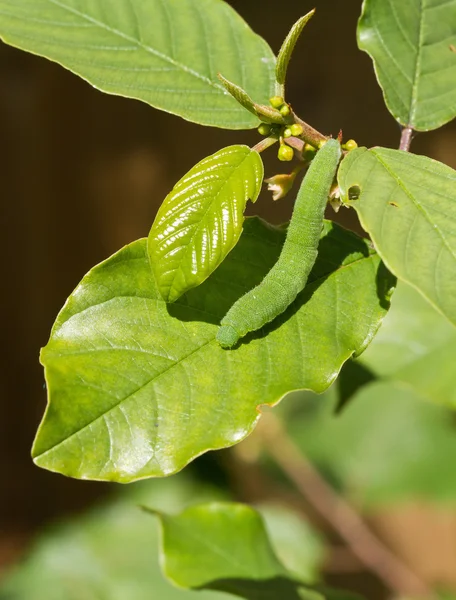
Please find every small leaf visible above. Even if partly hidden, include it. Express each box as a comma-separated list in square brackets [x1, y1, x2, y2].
[0, 0, 276, 129]
[217, 74, 286, 124]
[358, 0, 456, 130]
[276, 10, 315, 89]
[148, 145, 264, 303]
[252, 103, 287, 125]
[359, 281, 456, 408]
[34, 218, 393, 482]
[217, 74, 259, 118]
[0, 474, 334, 600]
[149, 502, 327, 600]
[152, 503, 286, 585]
[338, 147, 456, 326]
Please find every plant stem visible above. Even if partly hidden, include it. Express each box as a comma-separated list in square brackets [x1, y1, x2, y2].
[258, 413, 437, 599]
[293, 113, 328, 147]
[399, 126, 414, 151]
[252, 135, 279, 153]
[275, 81, 285, 98]
[284, 136, 304, 154]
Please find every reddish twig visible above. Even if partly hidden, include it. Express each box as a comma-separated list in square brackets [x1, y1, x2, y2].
[399, 126, 414, 151]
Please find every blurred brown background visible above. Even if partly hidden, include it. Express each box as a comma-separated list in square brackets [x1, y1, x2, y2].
[1, 0, 455, 591]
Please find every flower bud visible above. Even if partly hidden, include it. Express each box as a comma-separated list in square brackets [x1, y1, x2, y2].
[290, 124, 303, 136]
[269, 96, 285, 109]
[343, 139, 358, 151]
[257, 123, 271, 136]
[278, 144, 294, 162]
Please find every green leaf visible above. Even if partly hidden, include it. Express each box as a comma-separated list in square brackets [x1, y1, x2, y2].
[359, 281, 456, 408]
[150, 502, 328, 600]
[152, 503, 287, 586]
[148, 145, 264, 303]
[34, 218, 394, 483]
[358, 0, 456, 130]
[275, 10, 315, 90]
[0, 0, 276, 129]
[338, 147, 456, 326]
[1, 473, 334, 600]
[284, 380, 456, 508]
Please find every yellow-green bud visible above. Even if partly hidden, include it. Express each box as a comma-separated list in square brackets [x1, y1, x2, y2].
[279, 104, 291, 117]
[269, 96, 285, 109]
[283, 127, 292, 138]
[343, 139, 358, 151]
[317, 139, 327, 149]
[304, 143, 316, 153]
[257, 123, 271, 136]
[278, 144, 294, 162]
[290, 124, 303, 137]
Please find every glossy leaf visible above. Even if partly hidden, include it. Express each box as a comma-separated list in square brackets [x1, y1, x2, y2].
[0, 0, 276, 129]
[148, 145, 264, 303]
[359, 282, 456, 408]
[284, 381, 456, 507]
[34, 218, 394, 483]
[338, 147, 456, 325]
[358, 0, 456, 130]
[151, 502, 356, 600]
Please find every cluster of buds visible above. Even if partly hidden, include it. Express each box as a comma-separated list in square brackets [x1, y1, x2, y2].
[263, 136, 360, 203]
[283, 123, 304, 139]
[269, 95, 291, 117]
[256, 97, 309, 163]
[255, 97, 360, 200]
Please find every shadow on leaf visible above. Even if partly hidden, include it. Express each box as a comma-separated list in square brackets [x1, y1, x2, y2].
[167, 218, 375, 338]
[200, 575, 324, 600]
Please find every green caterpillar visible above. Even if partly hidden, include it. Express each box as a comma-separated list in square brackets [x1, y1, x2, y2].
[216, 138, 342, 348]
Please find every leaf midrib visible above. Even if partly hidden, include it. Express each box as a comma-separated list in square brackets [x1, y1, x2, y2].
[35, 335, 215, 460]
[45, 0, 224, 92]
[408, 0, 424, 125]
[166, 150, 259, 300]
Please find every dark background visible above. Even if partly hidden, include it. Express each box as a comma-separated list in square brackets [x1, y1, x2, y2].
[1, 0, 456, 590]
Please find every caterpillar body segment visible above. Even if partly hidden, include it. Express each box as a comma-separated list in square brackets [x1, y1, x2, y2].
[216, 138, 342, 348]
